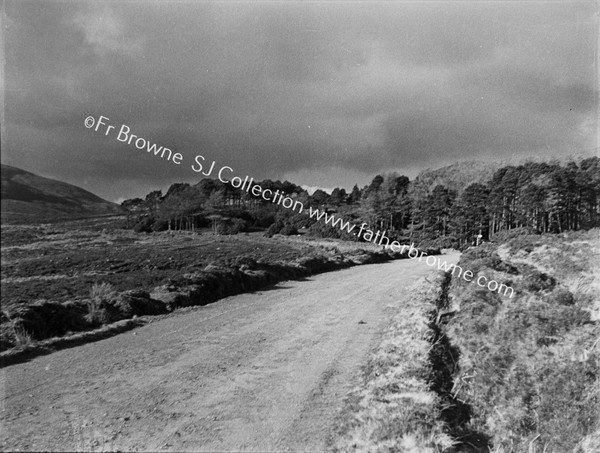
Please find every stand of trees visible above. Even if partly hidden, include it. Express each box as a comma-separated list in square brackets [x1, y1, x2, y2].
[122, 158, 599, 247]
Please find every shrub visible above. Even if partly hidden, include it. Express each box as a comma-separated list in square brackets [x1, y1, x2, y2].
[13, 325, 34, 348]
[215, 218, 247, 235]
[308, 218, 356, 241]
[465, 251, 519, 276]
[546, 288, 576, 306]
[151, 218, 169, 231]
[523, 269, 556, 293]
[90, 282, 117, 301]
[133, 217, 154, 233]
[233, 256, 258, 270]
[85, 283, 116, 326]
[113, 290, 166, 317]
[1, 310, 34, 348]
[265, 221, 284, 236]
[279, 224, 298, 236]
[252, 209, 276, 228]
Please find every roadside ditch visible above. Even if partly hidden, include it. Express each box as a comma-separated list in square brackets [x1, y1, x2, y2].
[427, 271, 491, 452]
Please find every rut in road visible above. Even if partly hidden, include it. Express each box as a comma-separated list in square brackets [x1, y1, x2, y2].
[2, 255, 456, 452]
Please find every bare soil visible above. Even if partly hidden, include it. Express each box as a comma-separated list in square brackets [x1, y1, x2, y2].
[1, 256, 439, 452]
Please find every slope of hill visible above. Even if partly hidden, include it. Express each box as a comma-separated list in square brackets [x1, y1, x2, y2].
[441, 230, 600, 451]
[1, 165, 123, 224]
[412, 160, 502, 195]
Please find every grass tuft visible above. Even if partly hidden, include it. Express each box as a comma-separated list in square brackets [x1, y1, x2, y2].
[84, 282, 115, 326]
[1, 310, 34, 349]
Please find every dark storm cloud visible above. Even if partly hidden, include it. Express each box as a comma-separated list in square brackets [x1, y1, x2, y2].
[3, 0, 597, 201]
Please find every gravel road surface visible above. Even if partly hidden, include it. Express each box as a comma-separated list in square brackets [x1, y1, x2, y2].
[1, 255, 457, 452]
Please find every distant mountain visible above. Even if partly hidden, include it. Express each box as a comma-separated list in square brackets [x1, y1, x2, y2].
[1, 164, 124, 224]
[411, 160, 503, 195]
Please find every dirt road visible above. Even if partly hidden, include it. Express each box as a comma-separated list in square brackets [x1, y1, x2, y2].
[1, 255, 456, 452]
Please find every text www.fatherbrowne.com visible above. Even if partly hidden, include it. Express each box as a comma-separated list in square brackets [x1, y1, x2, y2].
[306, 212, 514, 298]
[84, 115, 515, 298]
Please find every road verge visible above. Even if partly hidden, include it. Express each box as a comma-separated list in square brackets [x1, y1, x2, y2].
[329, 273, 455, 452]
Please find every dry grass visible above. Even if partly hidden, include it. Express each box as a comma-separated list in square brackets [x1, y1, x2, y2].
[12, 326, 34, 348]
[498, 229, 600, 322]
[444, 230, 600, 452]
[84, 282, 116, 325]
[1, 310, 34, 348]
[330, 275, 455, 452]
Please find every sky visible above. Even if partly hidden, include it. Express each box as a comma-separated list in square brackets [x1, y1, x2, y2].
[2, 0, 598, 202]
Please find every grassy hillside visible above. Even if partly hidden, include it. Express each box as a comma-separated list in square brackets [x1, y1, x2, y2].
[331, 229, 599, 452]
[439, 230, 600, 452]
[1, 164, 123, 223]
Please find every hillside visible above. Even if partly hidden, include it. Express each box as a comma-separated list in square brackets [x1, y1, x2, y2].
[1, 165, 123, 224]
[411, 160, 502, 195]
[440, 230, 600, 451]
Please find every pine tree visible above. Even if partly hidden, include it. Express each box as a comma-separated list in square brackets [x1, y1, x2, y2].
[450, 183, 490, 246]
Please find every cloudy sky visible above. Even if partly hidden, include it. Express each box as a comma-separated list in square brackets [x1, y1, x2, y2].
[3, 0, 598, 202]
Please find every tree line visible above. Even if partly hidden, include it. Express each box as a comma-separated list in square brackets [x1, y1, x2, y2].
[122, 157, 599, 247]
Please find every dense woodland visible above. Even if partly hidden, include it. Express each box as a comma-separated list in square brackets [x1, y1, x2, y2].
[122, 158, 600, 248]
